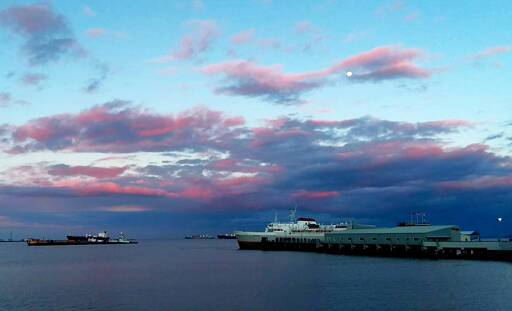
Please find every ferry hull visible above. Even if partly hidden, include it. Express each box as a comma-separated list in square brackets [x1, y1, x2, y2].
[235, 231, 325, 250]
[238, 240, 263, 249]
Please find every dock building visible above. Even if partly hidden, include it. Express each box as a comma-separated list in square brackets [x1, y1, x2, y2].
[322, 225, 512, 259]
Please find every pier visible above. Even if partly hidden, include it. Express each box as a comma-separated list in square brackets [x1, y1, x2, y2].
[245, 225, 512, 261]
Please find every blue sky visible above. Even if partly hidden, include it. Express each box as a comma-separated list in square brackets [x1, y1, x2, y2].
[0, 1, 511, 238]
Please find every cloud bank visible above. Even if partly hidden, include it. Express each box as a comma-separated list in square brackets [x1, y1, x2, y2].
[2, 102, 509, 235]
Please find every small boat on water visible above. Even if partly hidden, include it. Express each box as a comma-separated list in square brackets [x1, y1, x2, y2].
[27, 232, 137, 246]
[185, 234, 214, 239]
[217, 233, 237, 239]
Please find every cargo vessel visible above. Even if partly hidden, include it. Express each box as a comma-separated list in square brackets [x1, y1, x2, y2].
[0, 232, 25, 242]
[27, 232, 137, 246]
[217, 233, 237, 239]
[185, 234, 214, 239]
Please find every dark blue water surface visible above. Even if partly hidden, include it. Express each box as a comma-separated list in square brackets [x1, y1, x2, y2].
[1, 240, 512, 311]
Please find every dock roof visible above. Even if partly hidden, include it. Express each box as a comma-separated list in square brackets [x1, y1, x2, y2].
[327, 225, 458, 235]
[461, 230, 479, 235]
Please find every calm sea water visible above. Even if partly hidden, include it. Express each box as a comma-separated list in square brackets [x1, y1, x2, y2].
[1, 239, 512, 311]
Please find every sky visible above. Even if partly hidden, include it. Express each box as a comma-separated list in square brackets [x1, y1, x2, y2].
[0, 0, 511, 238]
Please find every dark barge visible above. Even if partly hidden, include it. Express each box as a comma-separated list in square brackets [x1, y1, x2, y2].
[27, 232, 137, 246]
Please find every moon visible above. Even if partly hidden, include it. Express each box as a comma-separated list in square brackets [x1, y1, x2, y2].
[346, 71, 352, 77]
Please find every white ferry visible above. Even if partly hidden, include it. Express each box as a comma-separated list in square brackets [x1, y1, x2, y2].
[235, 209, 374, 249]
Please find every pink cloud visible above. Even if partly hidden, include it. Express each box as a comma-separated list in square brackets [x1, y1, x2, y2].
[157, 66, 178, 75]
[291, 21, 323, 53]
[181, 185, 213, 198]
[422, 119, 472, 128]
[375, 1, 404, 16]
[215, 176, 266, 189]
[149, 54, 175, 63]
[291, 189, 339, 199]
[151, 20, 220, 62]
[466, 45, 510, 59]
[310, 119, 339, 126]
[212, 158, 238, 167]
[438, 176, 512, 191]
[402, 142, 444, 159]
[256, 38, 281, 49]
[249, 120, 312, 147]
[48, 165, 128, 178]
[337, 140, 445, 165]
[7, 101, 245, 153]
[294, 21, 314, 33]
[339, 45, 421, 68]
[250, 134, 309, 147]
[2, 110, 508, 219]
[201, 60, 327, 104]
[53, 180, 222, 200]
[98, 205, 152, 212]
[75, 182, 177, 197]
[230, 28, 254, 44]
[95, 155, 134, 162]
[83, 6, 96, 17]
[21, 73, 47, 86]
[317, 109, 332, 113]
[405, 11, 419, 22]
[133, 108, 244, 138]
[265, 166, 285, 173]
[253, 126, 310, 138]
[345, 31, 369, 42]
[208, 157, 285, 175]
[84, 28, 126, 40]
[336, 140, 486, 169]
[192, 0, 205, 9]
[202, 45, 437, 103]
[85, 27, 105, 37]
[334, 45, 432, 81]
[223, 116, 245, 127]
